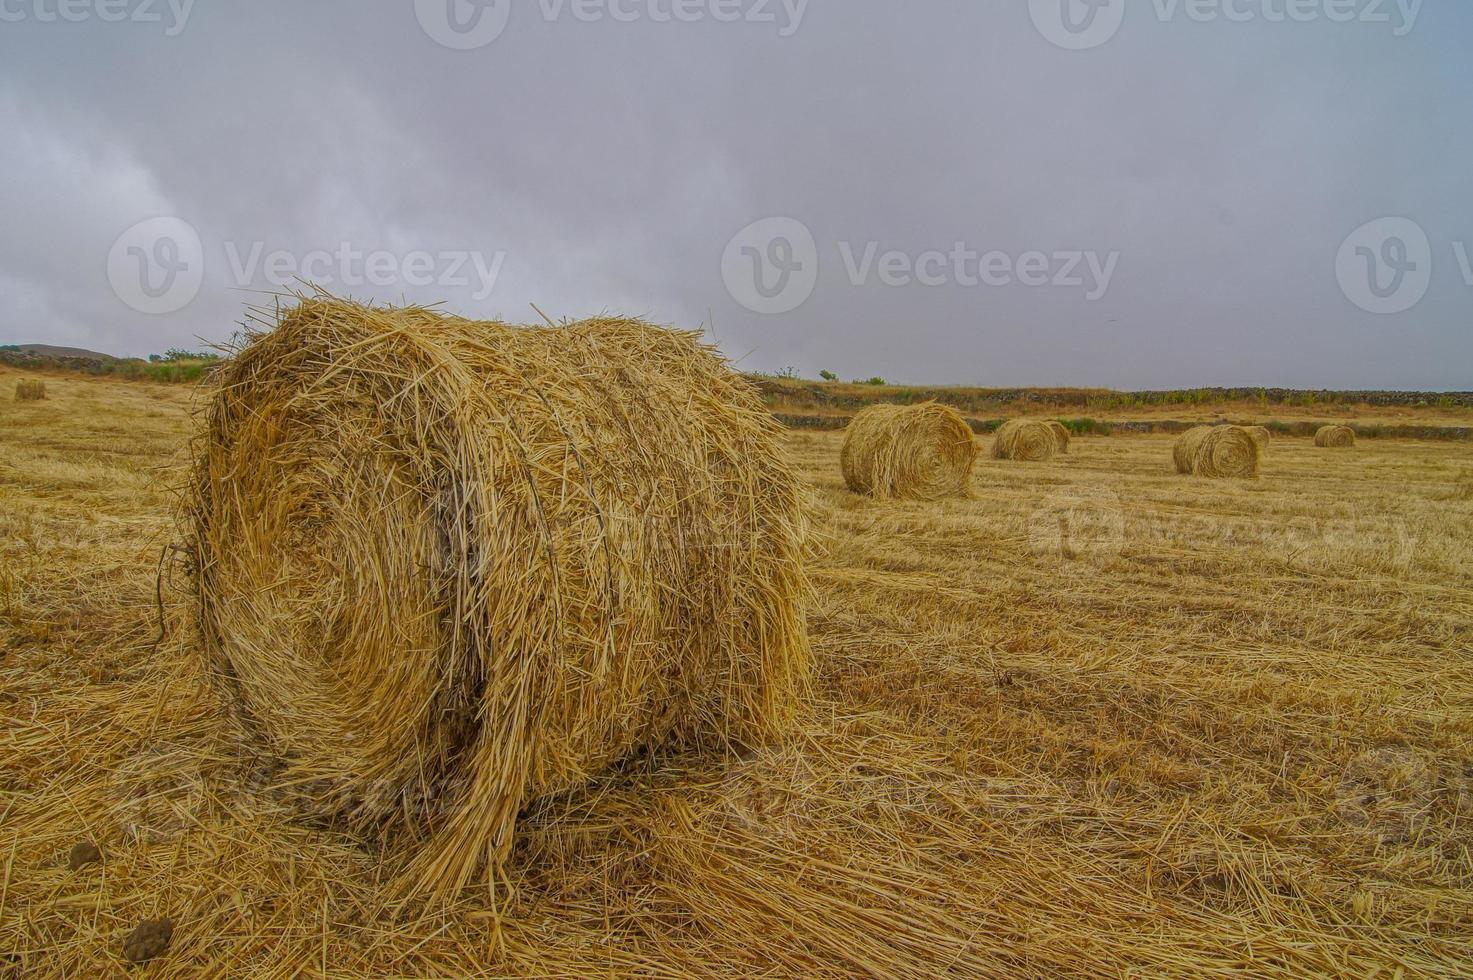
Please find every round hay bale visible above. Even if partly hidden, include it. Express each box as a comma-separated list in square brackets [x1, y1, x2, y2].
[1046, 420, 1071, 454]
[1315, 424, 1356, 448]
[839, 403, 977, 500]
[1173, 425, 1260, 478]
[14, 379, 46, 401]
[991, 419, 1058, 462]
[1245, 425, 1271, 449]
[190, 297, 812, 899]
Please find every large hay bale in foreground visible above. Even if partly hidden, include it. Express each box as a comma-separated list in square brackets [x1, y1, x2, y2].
[1315, 424, 1356, 448]
[1173, 425, 1260, 478]
[1245, 425, 1271, 449]
[1046, 420, 1071, 454]
[190, 297, 811, 900]
[840, 403, 977, 500]
[991, 419, 1058, 462]
[14, 379, 46, 401]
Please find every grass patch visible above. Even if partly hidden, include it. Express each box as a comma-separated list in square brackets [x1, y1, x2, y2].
[1059, 417, 1112, 436]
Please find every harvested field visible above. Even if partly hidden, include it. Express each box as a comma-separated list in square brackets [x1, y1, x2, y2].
[2, 368, 1472, 977]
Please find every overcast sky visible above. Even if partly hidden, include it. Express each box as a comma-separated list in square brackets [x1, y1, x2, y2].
[1, 1, 1468, 389]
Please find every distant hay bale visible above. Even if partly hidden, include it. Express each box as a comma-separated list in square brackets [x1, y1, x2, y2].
[1315, 424, 1357, 448]
[1245, 425, 1271, 449]
[14, 379, 46, 401]
[190, 296, 812, 901]
[991, 419, 1058, 462]
[840, 402, 977, 500]
[1173, 425, 1260, 478]
[1046, 420, 1071, 454]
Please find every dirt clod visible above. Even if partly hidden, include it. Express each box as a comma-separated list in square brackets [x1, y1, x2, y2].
[122, 918, 173, 965]
[67, 840, 101, 871]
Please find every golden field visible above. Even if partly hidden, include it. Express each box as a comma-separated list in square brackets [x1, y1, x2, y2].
[2, 367, 1471, 978]
[753, 377, 1473, 430]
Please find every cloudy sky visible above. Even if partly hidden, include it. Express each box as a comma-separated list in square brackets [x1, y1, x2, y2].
[1, 0, 1468, 389]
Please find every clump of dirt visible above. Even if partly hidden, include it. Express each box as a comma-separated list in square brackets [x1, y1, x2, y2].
[67, 841, 101, 871]
[122, 918, 173, 965]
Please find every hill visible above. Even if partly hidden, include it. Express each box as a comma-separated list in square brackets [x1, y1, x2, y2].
[0, 343, 119, 362]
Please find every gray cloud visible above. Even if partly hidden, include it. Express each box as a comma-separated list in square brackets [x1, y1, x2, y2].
[0, 1, 1468, 388]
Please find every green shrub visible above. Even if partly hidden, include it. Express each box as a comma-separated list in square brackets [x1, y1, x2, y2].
[1060, 417, 1112, 436]
[105, 357, 218, 383]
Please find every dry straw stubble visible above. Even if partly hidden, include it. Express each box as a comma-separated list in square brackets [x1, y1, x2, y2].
[992, 418, 1059, 462]
[4, 374, 1473, 977]
[839, 402, 978, 500]
[189, 295, 812, 903]
[1316, 424, 1357, 448]
[1173, 424, 1261, 478]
